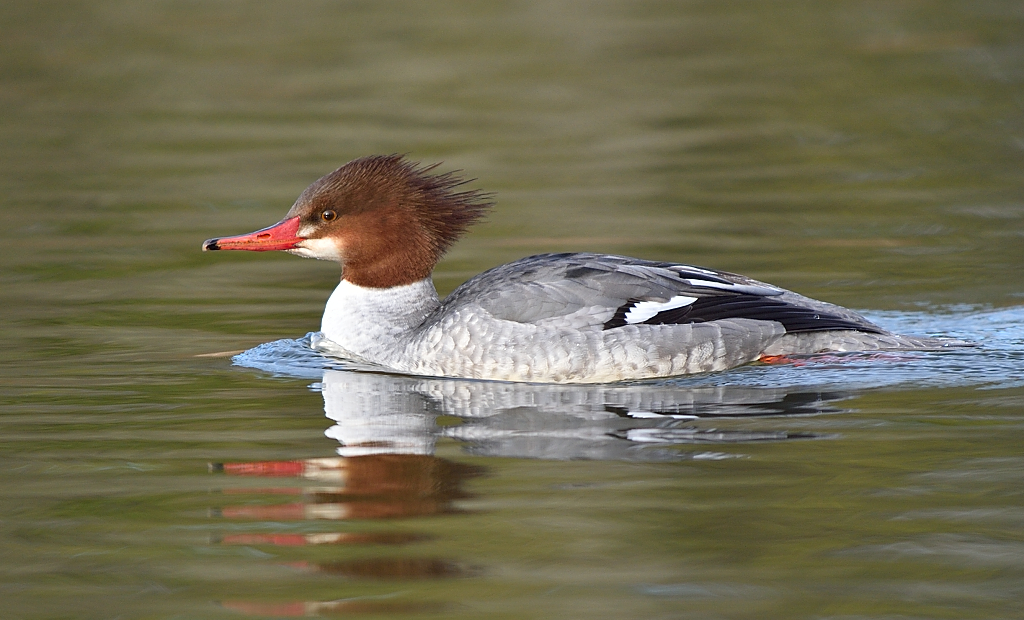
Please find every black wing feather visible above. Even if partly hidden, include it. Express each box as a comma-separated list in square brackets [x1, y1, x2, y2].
[605, 294, 883, 334]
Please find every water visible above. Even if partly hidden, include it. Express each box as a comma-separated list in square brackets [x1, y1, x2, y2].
[2, 1, 1024, 618]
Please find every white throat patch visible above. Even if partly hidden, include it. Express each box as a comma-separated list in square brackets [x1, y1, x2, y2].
[289, 237, 342, 261]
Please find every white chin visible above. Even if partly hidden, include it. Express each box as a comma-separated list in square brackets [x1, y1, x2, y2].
[289, 238, 342, 261]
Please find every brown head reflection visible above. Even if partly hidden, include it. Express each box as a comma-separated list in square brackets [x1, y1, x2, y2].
[211, 454, 485, 521]
[286, 557, 473, 579]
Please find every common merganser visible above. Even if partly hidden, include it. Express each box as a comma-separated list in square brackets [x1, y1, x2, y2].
[203, 155, 954, 383]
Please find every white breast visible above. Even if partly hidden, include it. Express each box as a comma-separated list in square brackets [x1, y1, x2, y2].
[320, 278, 440, 361]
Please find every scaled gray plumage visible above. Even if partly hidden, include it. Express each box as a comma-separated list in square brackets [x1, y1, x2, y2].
[314, 253, 954, 383]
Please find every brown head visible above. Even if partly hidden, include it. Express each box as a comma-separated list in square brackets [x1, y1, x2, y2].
[202, 155, 492, 288]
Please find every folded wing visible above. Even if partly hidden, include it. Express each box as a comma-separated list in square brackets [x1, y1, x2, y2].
[443, 253, 883, 335]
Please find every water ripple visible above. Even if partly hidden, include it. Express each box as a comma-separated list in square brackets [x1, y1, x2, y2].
[234, 306, 1024, 391]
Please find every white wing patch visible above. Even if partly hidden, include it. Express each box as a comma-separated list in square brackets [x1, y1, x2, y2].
[681, 279, 741, 291]
[682, 278, 784, 296]
[624, 295, 698, 324]
[672, 265, 718, 276]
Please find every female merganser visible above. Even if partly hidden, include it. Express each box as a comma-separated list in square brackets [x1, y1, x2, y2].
[203, 155, 952, 384]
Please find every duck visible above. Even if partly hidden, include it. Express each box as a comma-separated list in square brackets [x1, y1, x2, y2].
[203, 154, 956, 384]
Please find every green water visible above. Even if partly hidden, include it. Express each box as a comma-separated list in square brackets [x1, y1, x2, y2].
[2, 1, 1023, 618]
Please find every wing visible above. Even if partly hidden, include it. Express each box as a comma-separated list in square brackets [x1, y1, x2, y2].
[440, 253, 883, 334]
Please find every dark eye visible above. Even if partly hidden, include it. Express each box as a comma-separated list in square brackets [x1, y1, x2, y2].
[321, 210, 337, 222]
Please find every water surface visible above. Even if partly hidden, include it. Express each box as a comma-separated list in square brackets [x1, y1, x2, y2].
[2, 1, 1023, 618]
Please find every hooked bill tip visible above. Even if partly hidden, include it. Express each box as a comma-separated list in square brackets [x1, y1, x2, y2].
[202, 238, 221, 251]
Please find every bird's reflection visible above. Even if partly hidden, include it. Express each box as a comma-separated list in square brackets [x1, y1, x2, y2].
[319, 369, 844, 461]
[212, 368, 846, 616]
